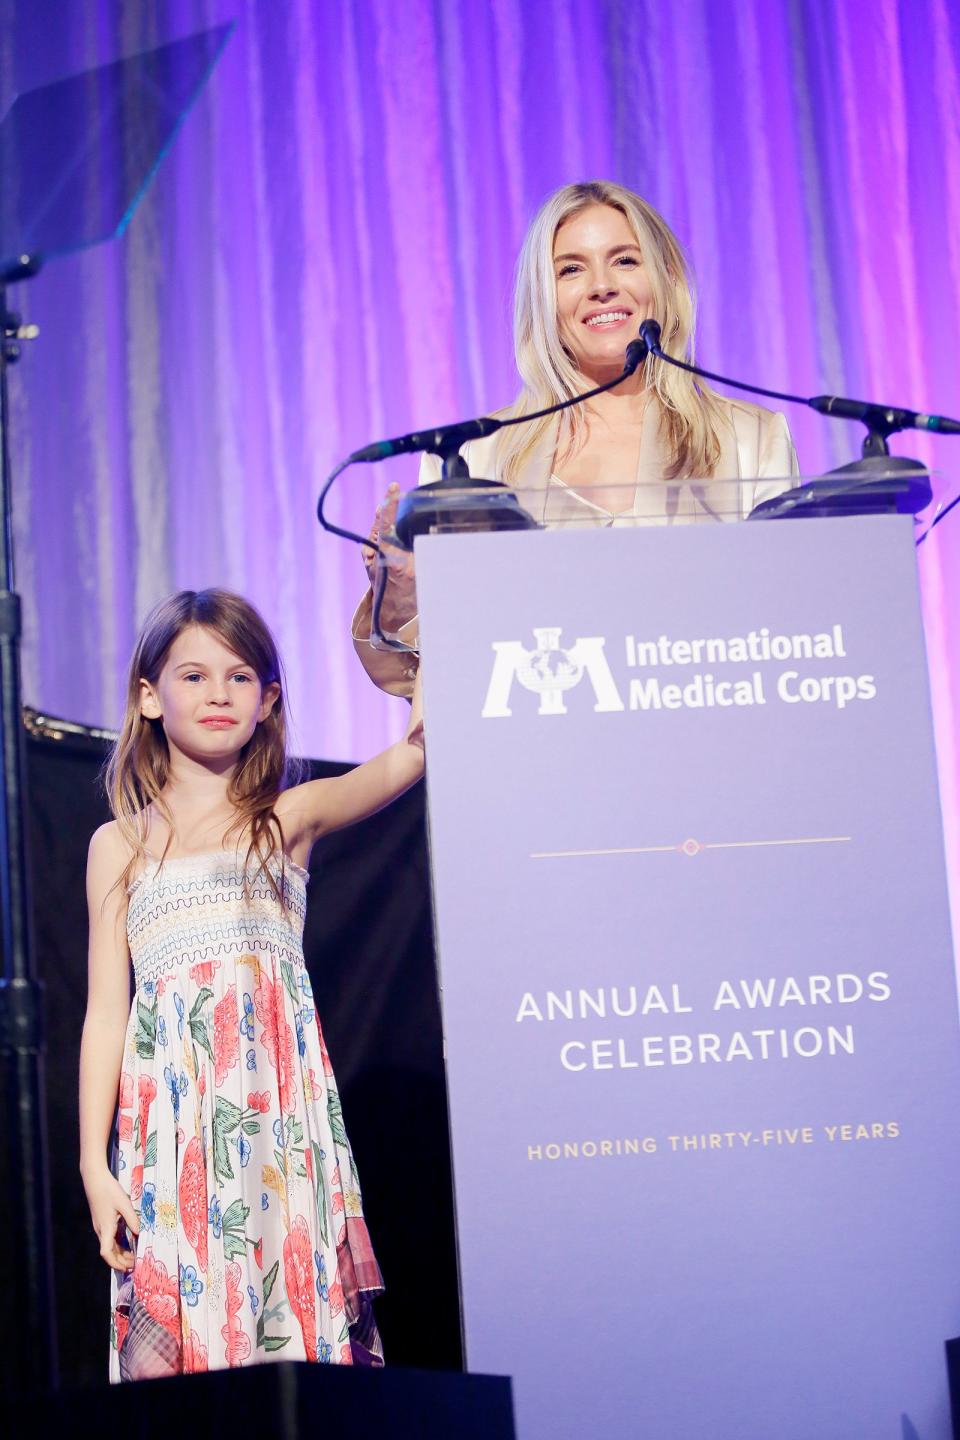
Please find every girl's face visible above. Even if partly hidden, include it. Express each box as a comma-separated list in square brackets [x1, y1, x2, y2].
[552, 203, 655, 382]
[139, 624, 279, 769]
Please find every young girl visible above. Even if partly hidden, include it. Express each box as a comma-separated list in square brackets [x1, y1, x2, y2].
[79, 588, 424, 1380]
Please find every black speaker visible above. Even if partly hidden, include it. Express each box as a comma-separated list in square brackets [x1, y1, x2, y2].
[946, 1338, 960, 1439]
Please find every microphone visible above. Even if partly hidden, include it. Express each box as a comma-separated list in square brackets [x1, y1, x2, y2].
[320, 332, 651, 553]
[638, 318, 662, 357]
[808, 394, 960, 436]
[350, 415, 503, 464]
[638, 317, 960, 444]
[351, 328, 654, 466]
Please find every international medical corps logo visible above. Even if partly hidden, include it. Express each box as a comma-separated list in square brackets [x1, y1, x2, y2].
[481, 627, 624, 717]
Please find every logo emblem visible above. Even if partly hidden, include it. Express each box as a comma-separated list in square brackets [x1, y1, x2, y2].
[482, 628, 624, 717]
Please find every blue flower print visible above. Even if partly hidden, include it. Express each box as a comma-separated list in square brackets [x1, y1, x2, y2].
[295, 1010, 306, 1059]
[315, 1251, 328, 1302]
[240, 992, 255, 1041]
[237, 1134, 251, 1168]
[173, 991, 185, 1039]
[299, 973, 314, 1003]
[157, 1016, 168, 1049]
[318, 1338, 332, 1363]
[247, 1284, 259, 1316]
[179, 1264, 204, 1307]
[261, 1192, 269, 1211]
[143, 981, 155, 997]
[208, 1196, 222, 1238]
[164, 1064, 187, 1121]
[272, 1118, 284, 1146]
[141, 1183, 156, 1232]
[246, 1048, 257, 1071]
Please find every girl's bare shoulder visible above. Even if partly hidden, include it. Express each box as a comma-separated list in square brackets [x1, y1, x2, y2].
[87, 820, 138, 883]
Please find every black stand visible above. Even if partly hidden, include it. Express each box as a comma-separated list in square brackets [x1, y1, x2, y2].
[750, 424, 932, 521]
[393, 448, 539, 550]
[0, 25, 234, 1393]
[0, 265, 57, 1391]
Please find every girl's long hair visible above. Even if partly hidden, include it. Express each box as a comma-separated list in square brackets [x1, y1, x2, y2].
[105, 589, 300, 898]
[494, 180, 728, 485]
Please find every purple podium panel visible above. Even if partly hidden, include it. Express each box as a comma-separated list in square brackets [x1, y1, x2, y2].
[416, 514, 960, 1440]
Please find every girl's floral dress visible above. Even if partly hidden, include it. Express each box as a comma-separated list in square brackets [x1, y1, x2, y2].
[109, 850, 383, 1381]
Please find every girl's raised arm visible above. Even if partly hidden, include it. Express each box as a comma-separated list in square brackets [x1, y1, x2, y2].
[279, 669, 424, 847]
[79, 822, 140, 1270]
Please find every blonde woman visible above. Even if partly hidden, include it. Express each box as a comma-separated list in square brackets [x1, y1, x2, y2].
[353, 179, 799, 695]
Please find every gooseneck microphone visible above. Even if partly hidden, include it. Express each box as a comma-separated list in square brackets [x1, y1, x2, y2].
[638, 319, 950, 530]
[317, 326, 655, 555]
[637, 319, 960, 443]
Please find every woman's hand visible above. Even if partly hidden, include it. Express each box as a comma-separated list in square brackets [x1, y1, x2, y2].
[362, 482, 418, 632]
[82, 1163, 140, 1271]
[406, 667, 424, 751]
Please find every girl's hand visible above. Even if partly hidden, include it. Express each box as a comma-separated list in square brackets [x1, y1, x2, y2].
[362, 482, 418, 630]
[82, 1165, 140, 1272]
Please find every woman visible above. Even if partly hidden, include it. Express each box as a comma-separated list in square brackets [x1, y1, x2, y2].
[353, 180, 799, 695]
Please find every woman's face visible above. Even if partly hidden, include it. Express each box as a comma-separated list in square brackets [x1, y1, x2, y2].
[552, 203, 654, 382]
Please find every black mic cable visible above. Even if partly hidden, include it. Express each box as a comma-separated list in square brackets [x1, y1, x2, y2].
[637, 319, 960, 441]
[316, 333, 652, 554]
[638, 319, 960, 542]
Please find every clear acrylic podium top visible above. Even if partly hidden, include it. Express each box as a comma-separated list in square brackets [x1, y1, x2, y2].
[367, 467, 950, 652]
[389, 467, 945, 538]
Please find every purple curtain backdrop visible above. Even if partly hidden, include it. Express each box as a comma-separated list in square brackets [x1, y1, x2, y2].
[2, 0, 958, 913]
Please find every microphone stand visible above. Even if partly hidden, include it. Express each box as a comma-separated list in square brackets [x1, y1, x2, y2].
[0, 254, 57, 1391]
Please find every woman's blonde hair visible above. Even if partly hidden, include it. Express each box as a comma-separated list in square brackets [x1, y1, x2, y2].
[495, 180, 727, 484]
[105, 589, 299, 897]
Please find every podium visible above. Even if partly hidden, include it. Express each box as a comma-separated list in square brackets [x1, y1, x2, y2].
[413, 492, 960, 1440]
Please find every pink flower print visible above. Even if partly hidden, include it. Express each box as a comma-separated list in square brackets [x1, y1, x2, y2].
[183, 1330, 208, 1373]
[221, 1261, 252, 1367]
[114, 1308, 129, 1353]
[282, 1216, 317, 1362]
[254, 974, 296, 1115]
[319, 1035, 334, 1077]
[214, 988, 240, 1085]
[118, 1113, 133, 1143]
[328, 1278, 344, 1318]
[340, 1343, 353, 1364]
[189, 958, 221, 986]
[197, 1069, 206, 1098]
[178, 1136, 209, 1271]
[134, 1248, 180, 1342]
[304, 1148, 313, 1183]
[119, 1072, 134, 1109]
[247, 1090, 270, 1114]
[137, 1075, 157, 1156]
[253, 1238, 263, 1270]
[131, 1165, 143, 1201]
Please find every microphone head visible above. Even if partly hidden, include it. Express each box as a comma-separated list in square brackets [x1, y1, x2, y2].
[623, 337, 648, 376]
[639, 318, 663, 352]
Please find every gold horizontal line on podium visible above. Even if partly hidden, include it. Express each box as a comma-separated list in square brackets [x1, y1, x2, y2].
[530, 836, 852, 860]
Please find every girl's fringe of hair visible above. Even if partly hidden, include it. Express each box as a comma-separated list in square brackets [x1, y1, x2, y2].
[104, 589, 304, 905]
